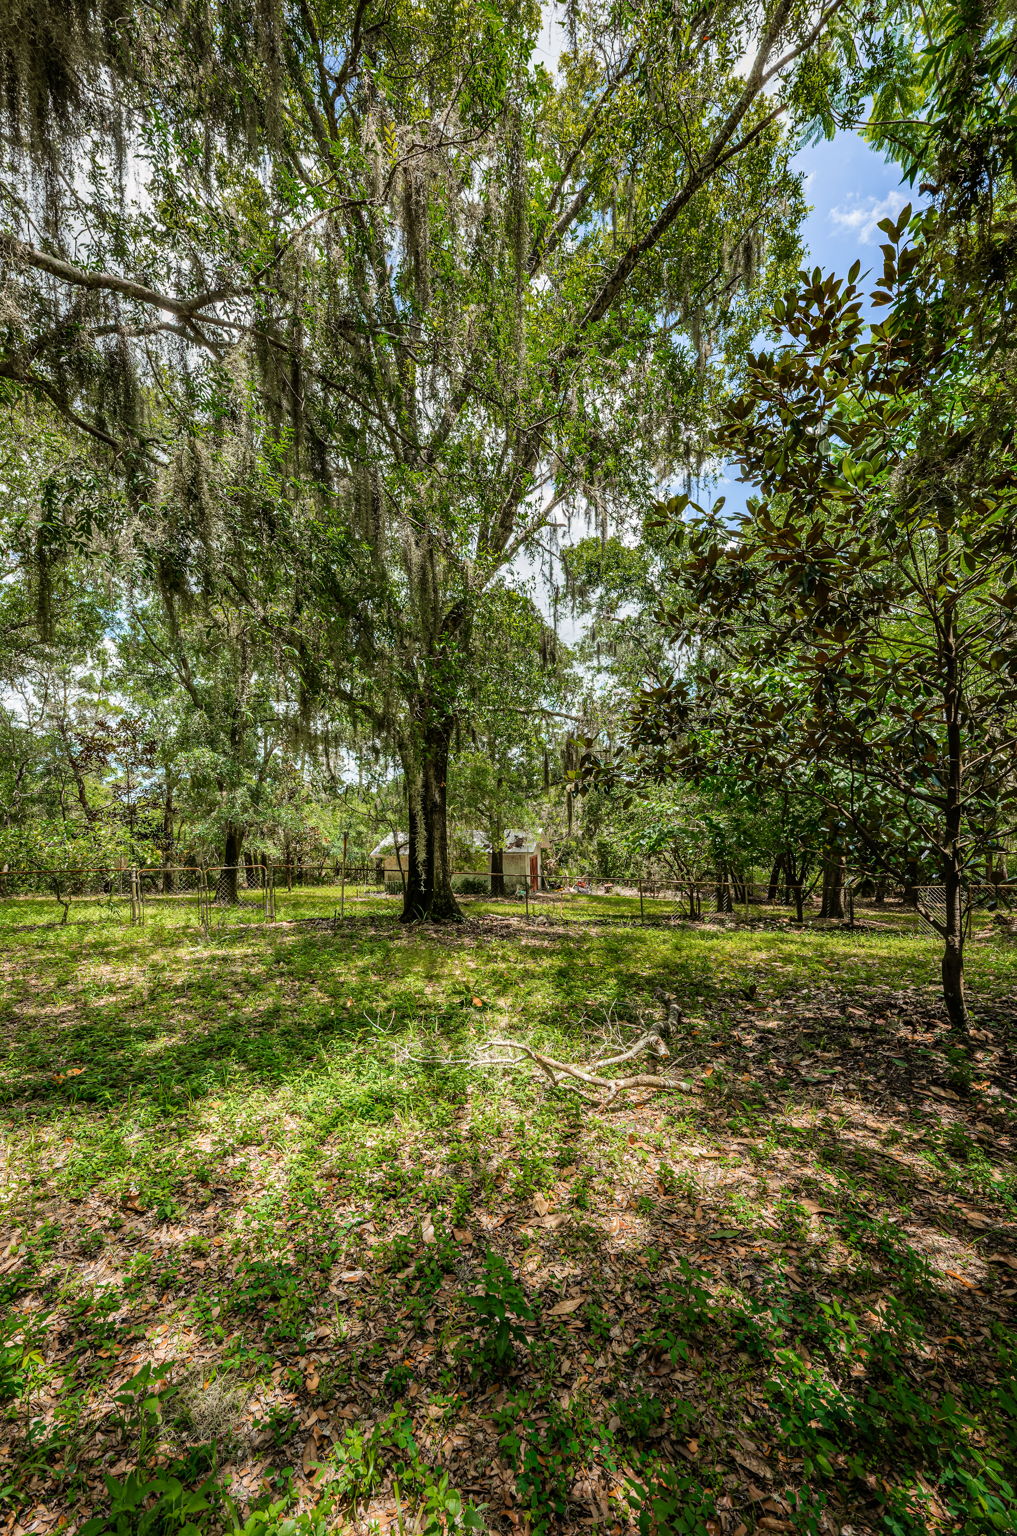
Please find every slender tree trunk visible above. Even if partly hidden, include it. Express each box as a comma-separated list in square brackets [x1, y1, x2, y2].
[491, 845, 505, 896]
[942, 855, 967, 1030]
[162, 782, 175, 893]
[218, 825, 243, 905]
[903, 857, 919, 909]
[941, 598, 968, 1031]
[767, 857, 782, 904]
[789, 856, 806, 923]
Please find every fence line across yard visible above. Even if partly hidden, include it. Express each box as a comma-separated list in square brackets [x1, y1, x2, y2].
[2, 862, 1016, 935]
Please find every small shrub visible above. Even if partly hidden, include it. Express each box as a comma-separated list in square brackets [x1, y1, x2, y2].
[623, 1467, 716, 1536]
[463, 1250, 534, 1376]
[383, 1363, 415, 1400]
[612, 1391, 666, 1441]
[79, 1468, 216, 1536]
[496, 1392, 607, 1534]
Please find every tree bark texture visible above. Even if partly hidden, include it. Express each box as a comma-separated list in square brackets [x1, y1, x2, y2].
[820, 851, 845, 919]
[939, 589, 969, 1030]
[401, 713, 463, 923]
[217, 824, 243, 905]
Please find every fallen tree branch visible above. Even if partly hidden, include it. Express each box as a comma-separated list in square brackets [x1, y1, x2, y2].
[484, 1034, 693, 1108]
[401, 1021, 694, 1107]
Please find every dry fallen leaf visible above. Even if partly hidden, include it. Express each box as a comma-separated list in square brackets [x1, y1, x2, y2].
[533, 1194, 550, 1216]
[336, 1269, 366, 1283]
[305, 1370, 320, 1393]
[301, 1436, 319, 1475]
[732, 1448, 771, 1480]
[547, 1295, 586, 1316]
[988, 1253, 1017, 1270]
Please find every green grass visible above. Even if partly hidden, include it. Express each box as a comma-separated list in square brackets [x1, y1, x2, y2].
[1, 899, 1016, 1533]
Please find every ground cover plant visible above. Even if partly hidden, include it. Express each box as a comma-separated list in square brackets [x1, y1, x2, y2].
[1, 899, 1015, 1535]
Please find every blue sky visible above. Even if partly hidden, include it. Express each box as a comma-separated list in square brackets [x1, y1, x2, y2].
[711, 130, 914, 518]
[795, 130, 913, 282]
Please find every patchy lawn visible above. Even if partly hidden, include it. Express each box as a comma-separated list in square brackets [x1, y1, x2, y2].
[1, 898, 1016, 1535]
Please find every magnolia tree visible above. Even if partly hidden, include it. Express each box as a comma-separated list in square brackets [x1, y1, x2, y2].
[636, 208, 1017, 1028]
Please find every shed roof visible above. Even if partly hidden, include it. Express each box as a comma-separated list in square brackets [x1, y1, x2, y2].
[370, 829, 544, 859]
[369, 832, 410, 860]
[469, 829, 542, 855]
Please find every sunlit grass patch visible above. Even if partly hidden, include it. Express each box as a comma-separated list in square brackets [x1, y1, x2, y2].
[1, 903, 1016, 1532]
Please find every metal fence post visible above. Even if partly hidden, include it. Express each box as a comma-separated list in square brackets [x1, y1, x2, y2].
[524, 880, 529, 920]
[639, 880, 645, 925]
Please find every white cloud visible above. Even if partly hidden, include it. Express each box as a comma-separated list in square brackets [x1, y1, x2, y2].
[829, 190, 908, 245]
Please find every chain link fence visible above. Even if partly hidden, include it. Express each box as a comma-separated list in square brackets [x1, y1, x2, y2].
[0, 863, 376, 928]
[3, 861, 1016, 935]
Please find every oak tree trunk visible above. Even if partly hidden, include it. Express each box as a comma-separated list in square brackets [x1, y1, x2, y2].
[401, 715, 463, 923]
[820, 851, 845, 919]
